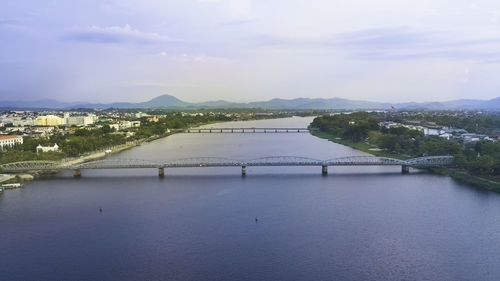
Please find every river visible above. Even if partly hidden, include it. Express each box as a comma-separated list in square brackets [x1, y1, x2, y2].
[1, 117, 500, 281]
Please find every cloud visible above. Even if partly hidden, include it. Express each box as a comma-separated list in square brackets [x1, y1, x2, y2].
[335, 27, 433, 49]
[0, 19, 21, 26]
[0, 18, 30, 30]
[220, 18, 255, 26]
[62, 24, 180, 44]
[334, 27, 500, 62]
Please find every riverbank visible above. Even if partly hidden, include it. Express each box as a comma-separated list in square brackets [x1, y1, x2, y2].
[311, 130, 500, 193]
[0, 134, 170, 186]
[0, 117, 285, 184]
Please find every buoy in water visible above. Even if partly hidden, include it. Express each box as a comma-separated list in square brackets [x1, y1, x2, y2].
[99, 207, 103, 213]
[255, 217, 258, 222]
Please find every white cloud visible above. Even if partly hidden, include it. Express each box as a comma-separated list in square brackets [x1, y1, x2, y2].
[63, 24, 180, 44]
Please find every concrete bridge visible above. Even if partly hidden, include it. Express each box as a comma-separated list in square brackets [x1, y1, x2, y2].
[179, 128, 314, 133]
[0, 155, 454, 177]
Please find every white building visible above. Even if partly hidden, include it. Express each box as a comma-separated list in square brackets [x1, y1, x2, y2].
[439, 133, 453, 140]
[65, 115, 97, 126]
[0, 135, 23, 150]
[36, 143, 59, 153]
[110, 121, 141, 131]
[135, 112, 150, 118]
[460, 133, 491, 142]
[423, 127, 443, 136]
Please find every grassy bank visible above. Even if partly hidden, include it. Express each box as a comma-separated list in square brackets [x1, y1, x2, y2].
[311, 131, 408, 159]
[311, 130, 500, 193]
[429, 168, 500, 192]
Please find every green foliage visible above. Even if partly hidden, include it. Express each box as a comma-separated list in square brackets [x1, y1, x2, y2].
[0, 113, 242, 164]
[417, 138, 461, 156]
[310, 112, 379, 142]
[131, 113, 233, 140]
[312, 113, 500, 178]
[399, 113, 500, 134]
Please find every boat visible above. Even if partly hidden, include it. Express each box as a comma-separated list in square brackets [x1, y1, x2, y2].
[1, 183, 23, 189]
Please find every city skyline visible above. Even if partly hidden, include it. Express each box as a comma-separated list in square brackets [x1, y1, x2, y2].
[2, 0, 500, 103]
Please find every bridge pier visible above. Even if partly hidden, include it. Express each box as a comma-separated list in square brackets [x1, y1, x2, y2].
[242, 166, 246, 176]
[402, 165, 410, 174]
[322, 165, 328, 176]
[73, 169, 81, 178]
[158, 168, 164, 177]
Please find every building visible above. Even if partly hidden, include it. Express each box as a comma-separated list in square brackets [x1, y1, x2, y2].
[12, 118, 35, 127]
[36, 115, 64, 126]
[0, 135, 23, 150]
[439, 133, 453, 140]
[110, 121, 141, 131]
[135, 112, 150, 118]
[423, 127, 442, 136]
[32, 126, 56, 136]
[36, 143, 59, 153]
[460, 133, 491, 142]
[65, 114, 98, 126]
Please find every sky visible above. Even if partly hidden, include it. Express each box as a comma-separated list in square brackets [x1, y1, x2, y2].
[1, 0, 500, 103]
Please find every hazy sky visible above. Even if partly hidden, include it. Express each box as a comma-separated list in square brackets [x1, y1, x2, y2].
[2, 0, 500, 103]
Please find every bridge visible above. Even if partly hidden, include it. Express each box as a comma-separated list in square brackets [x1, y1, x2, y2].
[179, 128, 313, 133]
[0, 155, 454, 177]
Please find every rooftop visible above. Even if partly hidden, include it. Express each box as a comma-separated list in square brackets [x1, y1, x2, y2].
[0, 135, 22, 140]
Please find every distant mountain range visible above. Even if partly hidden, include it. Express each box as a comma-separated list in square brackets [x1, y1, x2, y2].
[1, 94, 500, 111]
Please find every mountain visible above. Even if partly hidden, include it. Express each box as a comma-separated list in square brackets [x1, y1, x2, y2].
[1, 94, 500, 111]
[0, 99, 84, 109]
[139, 94, 189, 108]
[72, 94, 190, 109]
[248, 98, 391, 110]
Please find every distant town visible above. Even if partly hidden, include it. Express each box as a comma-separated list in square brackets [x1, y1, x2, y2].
[0, 109, 307, 159]
[0, 108, 498, 152]
[1, 108, 499, 191]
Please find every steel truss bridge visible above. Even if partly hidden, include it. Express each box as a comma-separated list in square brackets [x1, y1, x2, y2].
[0, 155, 454, 177]
[179, 128, 313, 133]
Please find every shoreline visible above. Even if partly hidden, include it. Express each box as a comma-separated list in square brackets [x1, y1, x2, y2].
[0, 132, 177, 186]
[0, 116, 294, 186]
[310, 130, 500, 193]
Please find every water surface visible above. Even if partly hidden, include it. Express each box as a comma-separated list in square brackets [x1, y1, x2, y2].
[1, 117, 500, 281]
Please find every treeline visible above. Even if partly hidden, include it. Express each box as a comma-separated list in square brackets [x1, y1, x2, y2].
[0, 125, 126, 164]
[311, 113, 500, 178]
[310, 112, 379, 142]
[131, 113, 233, 140]
[0, 113, 261, 165]
[398, 113, 500, 134]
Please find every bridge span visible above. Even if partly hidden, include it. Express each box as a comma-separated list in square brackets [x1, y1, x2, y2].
[0, 155, 454, 177]
[180, 127, 313, 133]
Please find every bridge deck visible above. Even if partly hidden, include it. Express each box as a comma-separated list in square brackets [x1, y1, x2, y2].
[0, 156, 454, 172]
[181, 128, 313, 133]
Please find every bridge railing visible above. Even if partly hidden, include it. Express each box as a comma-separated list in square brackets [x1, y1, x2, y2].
[0, 155, 455, 172]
